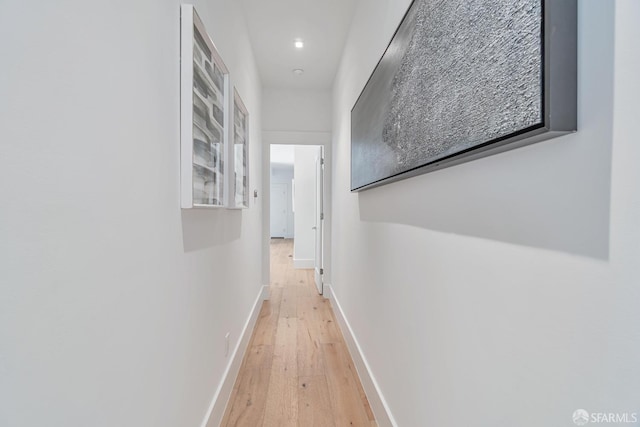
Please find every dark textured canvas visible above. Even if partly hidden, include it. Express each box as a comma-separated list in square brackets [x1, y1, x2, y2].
[351, 0, 544, 190]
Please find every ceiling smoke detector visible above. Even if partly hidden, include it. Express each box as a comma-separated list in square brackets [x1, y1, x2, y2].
[292, 68, 304, 75]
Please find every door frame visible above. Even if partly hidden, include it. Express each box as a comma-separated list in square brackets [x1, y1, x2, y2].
[262, 131, 331, 296]
[314, 146, 324, 294]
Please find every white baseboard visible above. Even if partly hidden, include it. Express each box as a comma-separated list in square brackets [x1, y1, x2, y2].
[324, 284, 398, 427]
[293, 258, 314, 269]
[201, 285, 269, 427]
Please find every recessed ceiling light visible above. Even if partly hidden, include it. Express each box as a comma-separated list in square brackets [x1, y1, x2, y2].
[294, 39, 304, 49]
[292, 68, 304, 75]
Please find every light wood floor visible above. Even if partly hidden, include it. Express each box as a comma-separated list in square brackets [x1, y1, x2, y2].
[221, 238, 377, 427]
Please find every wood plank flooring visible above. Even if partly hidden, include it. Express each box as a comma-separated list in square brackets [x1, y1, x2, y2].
[221, 239, 377, 427]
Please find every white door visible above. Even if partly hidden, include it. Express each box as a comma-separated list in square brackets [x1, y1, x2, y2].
[270, 183, 288, 238]
[314, 147, 324, 294]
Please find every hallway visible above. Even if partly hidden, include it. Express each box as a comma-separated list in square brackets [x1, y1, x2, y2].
[3, 1, 640, 426]
[221, 239, 376, 426]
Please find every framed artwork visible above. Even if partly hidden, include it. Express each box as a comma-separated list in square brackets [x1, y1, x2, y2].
[181, 4, 230, 208]
[229, 89, 250, 209]
[351, 0, 577, 191]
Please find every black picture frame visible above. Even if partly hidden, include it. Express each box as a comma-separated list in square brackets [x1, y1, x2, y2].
[350, 0, 577, 192]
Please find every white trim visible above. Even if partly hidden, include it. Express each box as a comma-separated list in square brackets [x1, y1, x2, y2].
[262, 131, 333, 294]
[325, 284, 398, 427]
[263, 130, 331, 146]
[260, 284, 270, 300]
[293, 258, 315, 269]
[200, 285, 269, 427]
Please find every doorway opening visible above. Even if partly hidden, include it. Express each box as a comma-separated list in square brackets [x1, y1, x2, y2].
[270, 144, 324, 294]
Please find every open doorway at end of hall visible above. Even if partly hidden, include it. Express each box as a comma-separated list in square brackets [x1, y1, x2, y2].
[269, 144, 324, 294]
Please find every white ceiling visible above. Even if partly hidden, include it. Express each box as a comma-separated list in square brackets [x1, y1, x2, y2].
[240, 0, 358, 90]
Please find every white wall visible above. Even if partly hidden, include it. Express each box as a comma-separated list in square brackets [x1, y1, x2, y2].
[293, 146, 320, 268]
[262, 87, 332, 132]
[0, 1, 262, 426]
[331, 1, 640, 426]
[270, 164, 294, 238]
